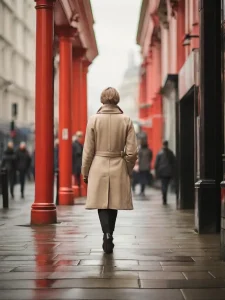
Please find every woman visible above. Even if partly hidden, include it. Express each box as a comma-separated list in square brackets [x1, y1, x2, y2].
[138, 139, 153, 196]
[82, 87, 137, 254]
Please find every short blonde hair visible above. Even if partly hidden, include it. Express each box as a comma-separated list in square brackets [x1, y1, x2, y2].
[100, 87, 120, 105]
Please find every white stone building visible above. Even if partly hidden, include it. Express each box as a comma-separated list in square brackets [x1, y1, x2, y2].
[0, 0, 59, 151]
[0, 0, 35, 149]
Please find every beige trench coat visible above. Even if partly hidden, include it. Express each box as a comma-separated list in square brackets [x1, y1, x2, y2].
[82, 104, 138, 210]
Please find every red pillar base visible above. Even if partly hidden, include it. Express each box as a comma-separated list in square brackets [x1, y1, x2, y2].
[31, 203, 57, 225]
[59, 188, 74, 205]
[73, 185, 80, 197]
[81, 185, 87, 197]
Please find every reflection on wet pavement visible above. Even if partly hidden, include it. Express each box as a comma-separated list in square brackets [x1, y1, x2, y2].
[0, 185, 224, 300]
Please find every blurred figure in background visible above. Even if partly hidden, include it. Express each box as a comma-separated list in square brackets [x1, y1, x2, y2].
[54, 139, 59, 172]
[138, 139, 153, 196]
[155, 141, 176, 205]
[72, 131, 83, 196]
[16, 142, 31, 198]
[31, 149, 35, 180]
[1, 141, 16, 199]
[132, 159, 139, 193]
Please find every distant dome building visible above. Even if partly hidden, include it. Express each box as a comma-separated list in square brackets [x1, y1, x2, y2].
[119, 51, 139, 122]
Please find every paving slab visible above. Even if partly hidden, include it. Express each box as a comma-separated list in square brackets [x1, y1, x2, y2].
[0, 288, 185, 300]
[181, 288, 225, 299]
[0, 185, 224, 299]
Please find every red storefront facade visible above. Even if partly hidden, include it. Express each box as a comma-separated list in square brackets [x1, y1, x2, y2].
[136, 0, 199, 199]
[137, 0, 225, 241]
[31, 0, 98, 224]
[136, 1, 163, 165]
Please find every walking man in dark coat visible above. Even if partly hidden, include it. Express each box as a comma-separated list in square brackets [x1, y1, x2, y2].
[16, 142, 31, 198]
[1, 141, 16, 198]
[138, 139, 153, 196]
[155, 141, 176, 205]
[72, 131, 83, 196]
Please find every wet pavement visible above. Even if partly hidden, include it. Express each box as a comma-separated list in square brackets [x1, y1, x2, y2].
[0, 184, 224, 299]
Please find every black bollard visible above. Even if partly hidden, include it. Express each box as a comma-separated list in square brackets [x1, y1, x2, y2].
[1, 168, 8, 208]
[55, 169, 59, 205]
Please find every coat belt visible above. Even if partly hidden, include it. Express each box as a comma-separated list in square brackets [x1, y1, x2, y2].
[95, 151, 126, 158]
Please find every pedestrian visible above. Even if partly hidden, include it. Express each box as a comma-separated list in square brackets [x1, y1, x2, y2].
[132, 159, 139, 193]
[82, 87, 137, 254]
[154, 141, 176, 205]
[1, 141, 16, 199]
[31, 149, 35, 180]
[16, 142, 31, 198]
[54, 139, 59, 172]
[72, 131, 83, 196]
[138, 139, 153, 196]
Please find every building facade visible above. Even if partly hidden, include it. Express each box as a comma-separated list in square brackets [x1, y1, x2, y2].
[136, 1, 163, 163]
[137, 0, 225, 258]
[0, 0, 35, 148]
[0, 0, 61, 151]
[136, 0, 199, 201]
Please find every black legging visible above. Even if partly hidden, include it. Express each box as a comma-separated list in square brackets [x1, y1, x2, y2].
[19, 170, 26, 196]
[98, 209, 118, 234]
[8, 171, 15, 197]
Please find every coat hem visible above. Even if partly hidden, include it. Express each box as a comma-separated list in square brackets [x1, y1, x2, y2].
[85, 207, 133, 210]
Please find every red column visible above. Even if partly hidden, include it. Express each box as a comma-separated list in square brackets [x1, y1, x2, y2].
[79, 60, 90, 197]
[144, 56, 151, 149]
[72, 48, 86, 136]
[72, 48, 85, 197]
[139, 73, 145, 119]
[145, 52, 152, 105]
[57, 27, 74, 205]
[80, 60, 90, 136]
[31, 0, 56, 225]
[177, 0, 185, 72]
[151, 41, 162, 163]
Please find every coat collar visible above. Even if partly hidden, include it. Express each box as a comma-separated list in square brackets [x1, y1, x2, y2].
[97, 104, 123, 114]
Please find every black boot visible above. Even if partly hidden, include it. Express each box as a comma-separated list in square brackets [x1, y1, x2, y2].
[163, 194, 167, 205]
[102, 233, 114, 254]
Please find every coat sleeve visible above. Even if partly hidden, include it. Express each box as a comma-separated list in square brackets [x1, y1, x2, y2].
[124, 119, 138, 175]
[81, 118, 95, 177]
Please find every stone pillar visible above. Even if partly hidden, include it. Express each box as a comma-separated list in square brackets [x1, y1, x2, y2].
[72, 48, 86, 136]
[80, 60, 90, 136]
[57, 27, 75, 205]
[145, 51, 152, 104]
[71, 48, 85, 196]
[195, 0, 222, 234]
[152, 41, 162, 160]
[31, 0, 56, 224]
[176, 0, 185, 72]
[79, 60, 90, 197]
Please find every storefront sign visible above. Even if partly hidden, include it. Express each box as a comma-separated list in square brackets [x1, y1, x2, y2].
[139, 118, 152, 128]
[62, 128, 68, 140]
[179, 50, 199, 100]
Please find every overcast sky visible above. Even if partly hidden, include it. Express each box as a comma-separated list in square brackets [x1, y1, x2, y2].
[88, 0, 142, 115]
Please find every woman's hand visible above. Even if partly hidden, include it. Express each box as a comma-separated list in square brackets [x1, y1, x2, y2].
[83, 176, 88, 184]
